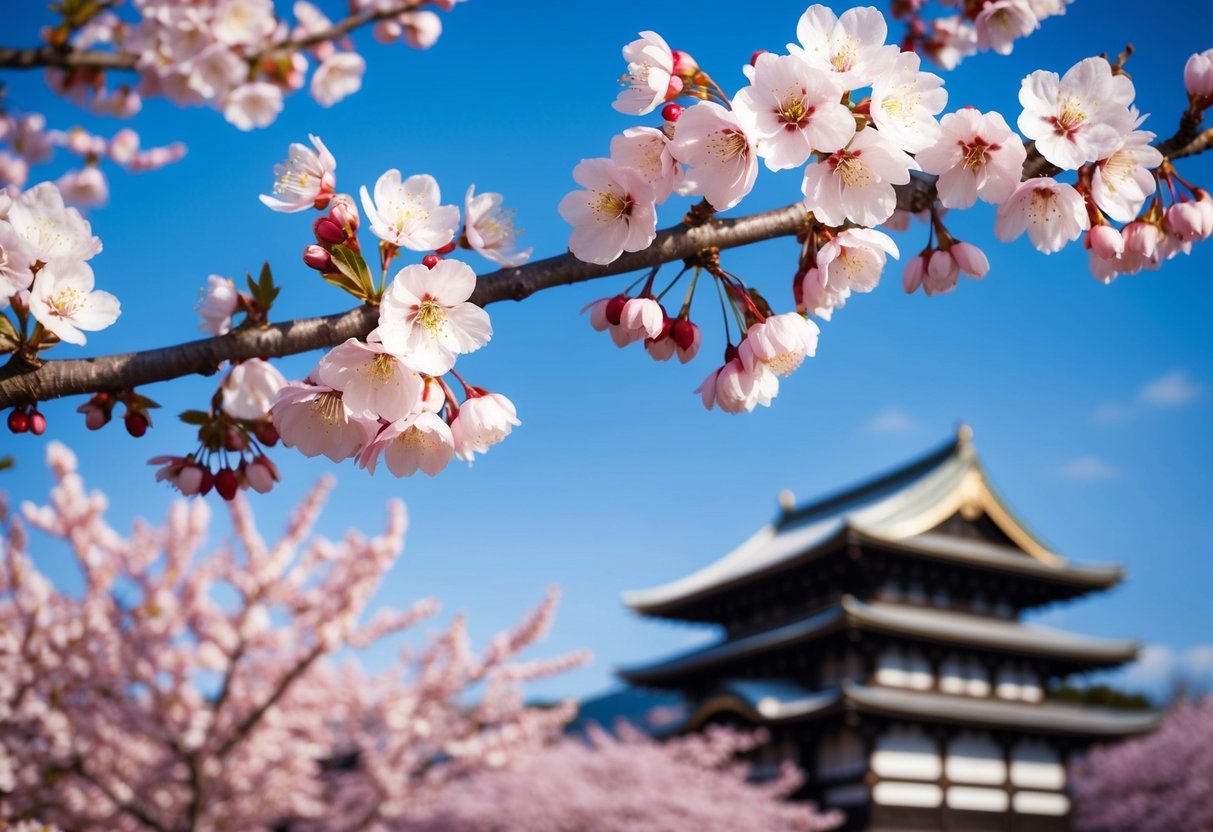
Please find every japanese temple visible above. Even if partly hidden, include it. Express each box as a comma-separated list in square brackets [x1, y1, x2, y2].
[618, 428, 1157, 831]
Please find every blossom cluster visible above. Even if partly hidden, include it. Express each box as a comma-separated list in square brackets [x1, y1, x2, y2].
[52, 0, 465, 131]
[1, 443, 583, 830]
[1, 113, 186, 207]
[559, 6, 1212, 415]
[894, 0, 1074, 70]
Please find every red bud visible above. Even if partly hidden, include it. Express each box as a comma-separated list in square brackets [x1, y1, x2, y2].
[661, 103, 682, 123]
[303, 244, 333, 271]
[673, 319, 699, 351]
[125, 412, 149, 438]
[435, 240, 457, 255]
[7, 409, 28, 434]
[28, 411, 46, 436]
[214, 468, 239, 501]
[422, 254, 442, 269]
[605, 294, 628, 326]
[312, 216, 346, 246]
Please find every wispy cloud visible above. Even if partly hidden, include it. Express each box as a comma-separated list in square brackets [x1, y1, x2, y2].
[866, 408, 916, 435]
[1094, 370, 1203, 424]
[1056, 456, 1122, 481]
[1111, 644, 1213, 699]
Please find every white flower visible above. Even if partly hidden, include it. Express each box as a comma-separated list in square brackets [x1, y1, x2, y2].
[221, 358, 287, 421]
[790, 4, 898, 91]
[0, 220, 35, 302]
[400, 11, 442, 49]
[223, 83, 284, 131]
[916, 108, 1027, 209]
[557, 158, 657, 265]
[609, 126, 678, 204]
[358, 411, 454, 477]
[801, 127, 918, 228]
[55, 167, 109, 207]
[817, 227, 900, 294]
[618, 297, 665, 344]
[741, 312, 819, 377]
[463, 186, 531, 267]
[196, 275, 240, 335]
[994, 177, 1089, 253]
[311, 52, 366, 107]
[316, 337, 423, 422]
[360, 170, 459, 251]
[27, 261, 120, 345]
[1018, 56, 1136, 170]
[613, 31, 676, 116]
[451, 392, 520, 461]
[6, 182, 101, 265]
[378, 259, 492, 375]
[732, 52, 855, 172]
[271, 383, 377, 462]
[869, 50, 947, 154]
[974, 0, 1039, 56]
[1092, 126, 1162, 224]
[212, 0, 277, 47]
[800, 266, 850, 321]
[669, 101, 758, 211]
[259, 134, 337, 213]
[185, 44, 246, 101]
[923, 15, 977, 70]
[696, 357, 779, 414]
[1185, 48, 1213, 98]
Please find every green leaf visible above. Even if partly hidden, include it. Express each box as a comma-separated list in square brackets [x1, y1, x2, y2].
[321, 270, 368, 300]
[178, 409, 212, 426]
[329, 244, 375, 299]
[0, 313, 17, 342]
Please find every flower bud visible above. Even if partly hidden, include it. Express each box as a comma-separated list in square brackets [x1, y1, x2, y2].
[214, 468, 239, 501]
[422, 254, 442, 269]
[7, 409, 28, 434]
[255, 422, 280, 446]
[902, 253, 926, 294]
[178, 464, 205, 496]
[1087, 225, 1125, 259]
[125, 412, 149, 438]
[950, 241, 990, 278]
[328, 194, 359, 232]
[245, 456, 280, 494]
[313, 216, 346, 246]
[672, 50, 699, 78]
[672, 319, 701, 364]
[925, 249, 960, 295]
[1123, 221, 1160, 258]
[28, 410, 46, 436]
[661, 103, 682, 123]
[303, 244, 333, 271]
[605, 294, 628, 326]
[1184, 48, 1213, 99]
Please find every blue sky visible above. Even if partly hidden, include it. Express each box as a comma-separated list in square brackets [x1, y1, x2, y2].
[3, 1, 1211, 703]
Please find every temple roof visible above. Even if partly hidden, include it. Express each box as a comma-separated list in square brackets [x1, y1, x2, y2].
[689, 680, 1159, 738]
[619, 596, 1139, 685]
[623, 430, 1123, 617]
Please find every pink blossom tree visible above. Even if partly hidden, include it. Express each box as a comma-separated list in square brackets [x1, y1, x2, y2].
[1070, 696, 1213, 832]
[0, 441, 586, 831]
[399, 722, 844, 832]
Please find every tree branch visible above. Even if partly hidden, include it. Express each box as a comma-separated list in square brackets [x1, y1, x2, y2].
[0, 124, 1209, 410]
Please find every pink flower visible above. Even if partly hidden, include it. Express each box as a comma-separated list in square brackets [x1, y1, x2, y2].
[311, 53, 366, 107]
[0, 219, 35, 302]
[222, 358, 287, 421]
[902, 253, 926, 294]
[400, 11, 443, 49]
[915, 108, 1027, 209]
[732, 53, 854, 172]
[669, 101, 758, 210]
[271, 382, 377, 462]
[360, 170, 459, 251]
[1091, 126, 1162, 223]
[451, 392, 520, 462]
[222, 82, 284, 131]
[27, 261, 119, 345]
[869, 50, 947, 154]
[741, 313, 819, 378]
[790, 4, 897, 91]
[378, 259, 492, 375]
[54, 167, 109, 207]
[242, 455, 280, 494]
[463, 186, 531, 267]
[802, 127, 917, 228]
[1184, 48, 1213, 98]
[816, 227, 900, 294]
[148, 455, 207, 496]
[358, 411, 454, 477]
[212, 0, 276, 46]
[609, 127, 678, 204]
[6, 181, 101, 265]
[619, 297, 665, 344]
[696, 356, 779, 414]
[672, 319, 701, 363]
[923, 15, 977, 70]
[259, 134, 337, 213]
[801, 265, 851, 320]
[974, 0, 1039, 56]
[557, 158, 657, 265]
[994, 177, 1089, 253]
[950, 241, 990, 279]
[613, 31, 676, 116]
[1018, 57, 1136, 170]
[196, 275, 240, 335]
[315, 337, 423, 422]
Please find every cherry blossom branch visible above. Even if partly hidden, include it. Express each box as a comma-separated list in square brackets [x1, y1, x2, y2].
[70, 759, 168, 832]
[1, 125, 1209, 410]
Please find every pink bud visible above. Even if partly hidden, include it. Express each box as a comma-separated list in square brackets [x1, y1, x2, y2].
[924, 249, 959, 296]
[672, 320, 701, 364]
[902, 254, 926, 294]
[1123, 221, 1160, 258]
[245, 457, 279, 494]
[672, 50, 699, 77]
[28, 410, 46, 435]
[303, 244, 333, 271]
[178, 464, 205, 496]
[1088, 224, 1125, 259]
[80, 403, 110, 430]
[373, 19, 403, 43]
[329, 195, 359, 232]
[1184, 48, 1213, 98]
[313, 216, 346, 246]
[949, 241, 989, 278]
[1166, 202, 1203, 242]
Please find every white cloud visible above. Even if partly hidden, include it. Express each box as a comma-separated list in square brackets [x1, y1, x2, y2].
[1056, 456, 1122, 481]
[1112, 643, 1213, 698]
[866, 408, 916, 435]
[1140, 370, 1202, 407]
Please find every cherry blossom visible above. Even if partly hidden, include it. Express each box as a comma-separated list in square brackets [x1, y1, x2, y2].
[359, 411, 455, 477]
[697, 355, 779, 414]
[922, 15, 977, 70]
[311, 52, 367, 107]
[27, 261, 120, 345]
[802, 127, 918, 227]
[399, 11, 444, 49]
[377, 259, 492, 375]
[916, 108, 1027, 209]
[800, 265, 851, 320]
[315, 337, 424, 422]
[0, 220, 35, 302]
[741, 312, 819, 377]
[1185, 48, 1213, 98]
[732, 53, 855, 171]
[54, 167, 109, 207]
[360, 170, 460, 252]
[817, 227, 900, 295]
[618, 297, 665, 344]
[221, 358, 288, 421]
[195, 274, 239, 334]
[212, 0, 276, 47]
[609, 127, 679, 203]
[669, 102, 758, 211]
[974, 0, 1039, 56]
[270, 382, 376, 461]
[995, 177, 1090, 253]
[5, 182, 101, 266]
[613, 31, 677, 116]
[259, 134, 336, 213]
[451, 391, 521, 462]
[1092, 126, 1163, 223]
[223, 82, 285, 131]
[463, 186, 532, 267]
[558, 158, 657, 265]
[869, 50, 947, 154]
[1018, 56, 1136, 170]
[790, 4, 897, 91]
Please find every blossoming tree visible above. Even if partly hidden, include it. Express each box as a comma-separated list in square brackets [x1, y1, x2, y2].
[0, 0, 1211, 493]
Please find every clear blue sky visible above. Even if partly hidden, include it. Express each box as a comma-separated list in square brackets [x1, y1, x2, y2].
[4, 1, 1211, 702]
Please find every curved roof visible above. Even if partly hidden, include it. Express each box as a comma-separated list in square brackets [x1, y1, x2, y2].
[689, 680, 1159, 738]
[623, 432, 1123, 616]
[619, 597, 1138, 685]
